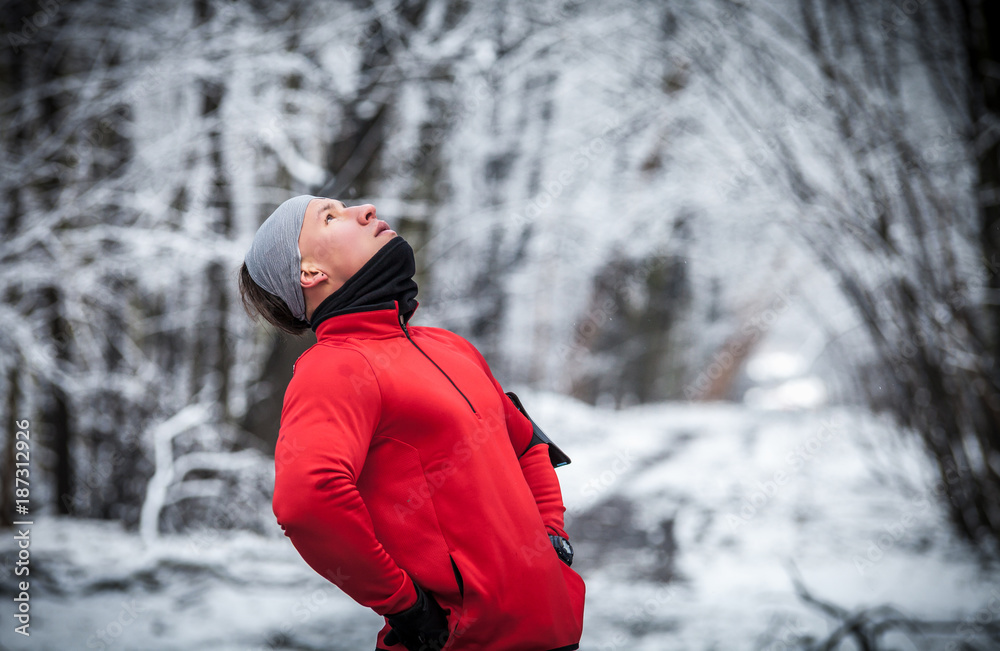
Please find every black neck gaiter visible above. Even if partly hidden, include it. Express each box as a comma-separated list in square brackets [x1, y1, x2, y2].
[308, 236, 420, 333]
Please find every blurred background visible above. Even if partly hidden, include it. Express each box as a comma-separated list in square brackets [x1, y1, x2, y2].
[2, 0, 1000, 649]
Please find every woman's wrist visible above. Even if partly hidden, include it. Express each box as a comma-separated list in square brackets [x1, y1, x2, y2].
[388, 581, 425, 617]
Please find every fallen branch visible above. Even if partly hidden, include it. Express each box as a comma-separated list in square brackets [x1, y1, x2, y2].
[783, 559, 1000, 650]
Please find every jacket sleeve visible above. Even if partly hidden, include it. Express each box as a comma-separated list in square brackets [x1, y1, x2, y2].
[272, 348, 418, 616]
[515, 441, 570, 540]
[457, 338, 570, 541]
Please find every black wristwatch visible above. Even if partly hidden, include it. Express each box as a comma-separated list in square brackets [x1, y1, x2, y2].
[549, 534, 574, 566]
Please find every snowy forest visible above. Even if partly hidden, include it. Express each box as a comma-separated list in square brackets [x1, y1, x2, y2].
[2, 0, 1000, 648]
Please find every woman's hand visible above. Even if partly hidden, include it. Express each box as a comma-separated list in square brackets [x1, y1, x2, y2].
[384, 582, 451, 650]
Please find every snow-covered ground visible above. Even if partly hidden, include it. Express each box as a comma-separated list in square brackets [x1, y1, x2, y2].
[2, 392, 998, 650]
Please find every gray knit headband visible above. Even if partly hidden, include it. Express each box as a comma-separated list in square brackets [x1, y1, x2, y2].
[245, 194, 319, 322]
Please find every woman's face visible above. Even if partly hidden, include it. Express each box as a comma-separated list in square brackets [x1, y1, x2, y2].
[297, 198, 397, 304]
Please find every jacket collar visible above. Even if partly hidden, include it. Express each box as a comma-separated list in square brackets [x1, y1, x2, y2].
[314, 299, 418, 342]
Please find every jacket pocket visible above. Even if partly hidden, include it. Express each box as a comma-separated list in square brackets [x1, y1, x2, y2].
[558, 561, 587, 636]
[358, 436, 456, 599]
[450, 553, 464, 599]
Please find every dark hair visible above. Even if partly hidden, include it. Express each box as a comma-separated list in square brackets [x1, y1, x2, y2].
[238, 262, 310, 336]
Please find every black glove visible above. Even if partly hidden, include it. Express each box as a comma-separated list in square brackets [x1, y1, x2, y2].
[549, 534, 574, 566]
[384, 582, 450, 651]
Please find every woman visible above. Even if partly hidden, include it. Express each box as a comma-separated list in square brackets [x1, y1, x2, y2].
[238, 195, 586, 651]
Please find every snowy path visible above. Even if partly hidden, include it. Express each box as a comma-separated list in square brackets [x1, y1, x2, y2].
[2, 393, 998, 650]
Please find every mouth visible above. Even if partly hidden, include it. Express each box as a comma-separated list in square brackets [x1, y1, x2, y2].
[375, 220, 395, 236]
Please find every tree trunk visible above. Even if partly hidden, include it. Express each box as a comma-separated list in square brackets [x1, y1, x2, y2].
[963, 0, 1000, 369]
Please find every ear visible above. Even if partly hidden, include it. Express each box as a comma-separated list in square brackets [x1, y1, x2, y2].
[300, 266, 328, 289]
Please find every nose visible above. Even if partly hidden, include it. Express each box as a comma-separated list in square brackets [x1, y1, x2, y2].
[352, 203, 376, 223]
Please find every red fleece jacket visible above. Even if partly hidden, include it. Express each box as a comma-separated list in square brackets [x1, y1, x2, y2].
[272, 300, 585, 651]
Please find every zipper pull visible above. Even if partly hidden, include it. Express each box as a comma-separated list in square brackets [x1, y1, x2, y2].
[399, 313, 408, 335]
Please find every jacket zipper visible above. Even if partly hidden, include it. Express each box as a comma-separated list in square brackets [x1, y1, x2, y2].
[399, 314, 478, 415]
